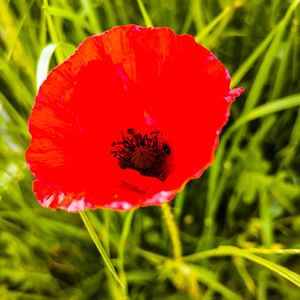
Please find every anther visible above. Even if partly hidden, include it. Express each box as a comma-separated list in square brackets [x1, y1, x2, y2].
[111, 128, 170, 181]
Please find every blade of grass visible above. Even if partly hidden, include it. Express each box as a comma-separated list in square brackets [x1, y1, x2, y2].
[0, 92, 28, 134]
[243, 0, 300, 112]
[233, 257, 256, 295]
[137, 0, 154, 27]
[204, 4, 235, 48]
[6, 0, 34, 63]
[113, 0, 129, 24]
[271, 0, 281, 26]
[245, 248, 300, 255]
[258, 270, 268, 300]
[168, 0, 177, 31]
[230, 25, 278, 88]
[259, 188, 273, 248]
[43, 0, 65, 64]
[270, 24, 294, 99]
[195, 6, 231, 43]
[36, 43, 76, 91]
[36, 43, 57, 91]
[231, 94, 300, 129]
[281, 107, 300, 166]
[46, 5, 90, 29]
[118, 209, 135, 295]
[292, 9, 299, 81]
[86, 210, 122, 299]
[102, 0, 118, 28]
[0, 58, 34, 108]
[187, 264, 242, 300]
[180, 0, 194, 34]
[134, 247, 167, 265]
[79, 211, 124, 288]
[214, 94, 300, 172]
[184, 246, 300, 287]
[81, 0, 102, 33]
[191, 0, 206, 33]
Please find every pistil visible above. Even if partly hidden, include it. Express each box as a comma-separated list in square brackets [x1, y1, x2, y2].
[111, 128, 170, 181]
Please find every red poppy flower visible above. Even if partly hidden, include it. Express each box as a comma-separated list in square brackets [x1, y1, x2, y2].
[26, 25, 243, 212]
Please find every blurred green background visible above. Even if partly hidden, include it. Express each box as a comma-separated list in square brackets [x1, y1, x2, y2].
[1, 0, 300, 299]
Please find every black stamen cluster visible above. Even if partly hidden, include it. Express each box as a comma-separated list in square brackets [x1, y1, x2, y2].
[111, 128, 170, 181]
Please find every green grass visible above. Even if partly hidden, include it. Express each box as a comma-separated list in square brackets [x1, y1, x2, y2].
[1, 0, 300, 299]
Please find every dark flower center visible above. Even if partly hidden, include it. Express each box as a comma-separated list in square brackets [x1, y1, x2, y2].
[111, 128, 170, 181]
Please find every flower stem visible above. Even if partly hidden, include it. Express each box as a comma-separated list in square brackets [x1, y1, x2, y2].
[79, 211, 124, 288]
[161, 202, 182, 261]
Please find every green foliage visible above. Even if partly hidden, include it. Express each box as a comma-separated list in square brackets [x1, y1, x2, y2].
[1, 0, 300, 299]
